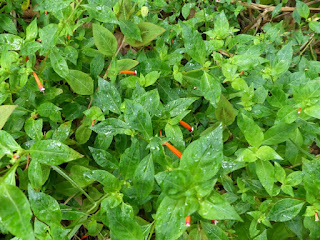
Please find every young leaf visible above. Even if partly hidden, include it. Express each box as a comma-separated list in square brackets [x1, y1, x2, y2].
[37, 102, 62, 122]
[85, 170, 121, 193]
[0, 105, 17, 129]
[267, 199, 304, 222]
[0, 183, 34, 240]
[28, 185, 62, 225]
[30, 140, 83, 165]
[120, 138, 140, 180]
[133, 154, 154, 201]
[213, 11, 230, 39]
[165, 97, 198, 118]
[66, 70, 94, 95]
[180, 124, 223, 182]
[255, 159, 274, 196]
[124, 100, 153, 139]
[200, 72, 221, 107]
[304, 105, 320, 119]
[126, 22, 165, 47]
[257, 146, 282, 161]
[155, 196, 187, 240]
[237, 112, 264, 148]
[50, 47, 69, 78]
[296, 1, 310, 19]
[28, 160, 51, 189]
[0, 130, 20, 158]
[75, 125, 92, 144]
[93, 23, 117, 56]
[198, 192, 242, 221]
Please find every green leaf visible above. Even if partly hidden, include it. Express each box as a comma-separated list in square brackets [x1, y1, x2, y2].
[296, 1, 309, 19]
[285, 171, 302, 186]
[89, 147, 118, 170]
[126, 22, 165, 47]
[215, 95, 236, 126]
[75, 125, 92, 144]
[200, 72, 221, 107]
[102, 203, 143, 240]
[26, 18, 37, 40]
[237, 112, 264, 148]
[255, 159, 274, 196]
[28, 160, 51, 189]
[28, 185, 61, 225]
[66, 70, 94, 95]
[85, 170, 121, 193]
[0, 183, 34, 240]
[93, 78, 121, 114]
[120, 138, 140, 180]
[0, 34, 23, 51]
[202, 221, 229, 240]
[84, 4, 118, 23]
[155, 169, 191, 199]
[50, 47, 69, 78]
[52, 121, 72, 142]
[91, 118, 132, 136]
[198, 192, 242, 221]
[155, 196, 187, 240]
[0, 14, 17, 34]
[93, 23, 117, 56]
[213, 11, 230, 39]
[39, 24, 59, 51]
[274, 162, 286, 184]
[165, 123, 185, 151]
[133, 154, 154, 201]
[272, 4, 282, 18]
[180, 124, 223, 182]
[263, 123, 298, 145]
[0, 130, 20, 158]
[117, 59, 139, 71]
[309, 21, 320, 33]
[181, 23, 206, 65]
[0, 105, 17, 129]
[37, 102, 62, 122]
[119, 20, 142, 41]
[124, 100, 153, 139]
[24, 118, 43, 141]
[256, 146, 282, 161]
[165, 97, 198, 118]
[267, 199, 304, 222]
[30, 140, 83, 165]
[304, 105, 320, 119]
[303, 159, 320, 202]
[144, 71, 160, 87]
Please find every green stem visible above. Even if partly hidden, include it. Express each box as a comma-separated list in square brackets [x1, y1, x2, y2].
[289, 138, 315, 160]
[51, 165, 95, 204]
[147, 222, 155, 240]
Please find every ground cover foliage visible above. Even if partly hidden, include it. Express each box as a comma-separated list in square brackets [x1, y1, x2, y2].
[1, 0, 320, 239]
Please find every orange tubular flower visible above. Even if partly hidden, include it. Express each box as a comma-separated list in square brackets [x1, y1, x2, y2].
[81, 235, 89, 239]
[316, 212, 319, 222]
[185, 215, 191, 226]
[45, 10, 48, 15]
[163, 142, 182, 159]
[33, 72, 45, 93]
[298, 107, 302, 114]
[91, 120, 96, 127]
[120, 70, 137, 75]
[211, 220, 219, 225]
[179, 120, 193, 132]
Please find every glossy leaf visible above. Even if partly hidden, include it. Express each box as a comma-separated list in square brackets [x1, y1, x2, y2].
[263, 123, 298, 145]
[30, 140, 83, 165]
[267, 199, 304, 222]
[0, 183, 34, 240]
[133, 154, 154, 201]
[119, 20, 142, 41]
[200, 72, 221, 107]
[91, 118, 132, 136]
[256, 146, 282, 161]
[50, 47, 69, 78]
[124, 100, 153, 139]
[215, 95, 236, 126]
[255, 159, 274, 196]
[28, 185, 61, 225]
[24, 118, 43, 141]
[180, 124, 223, 182]
[120, 138, 140, 180]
